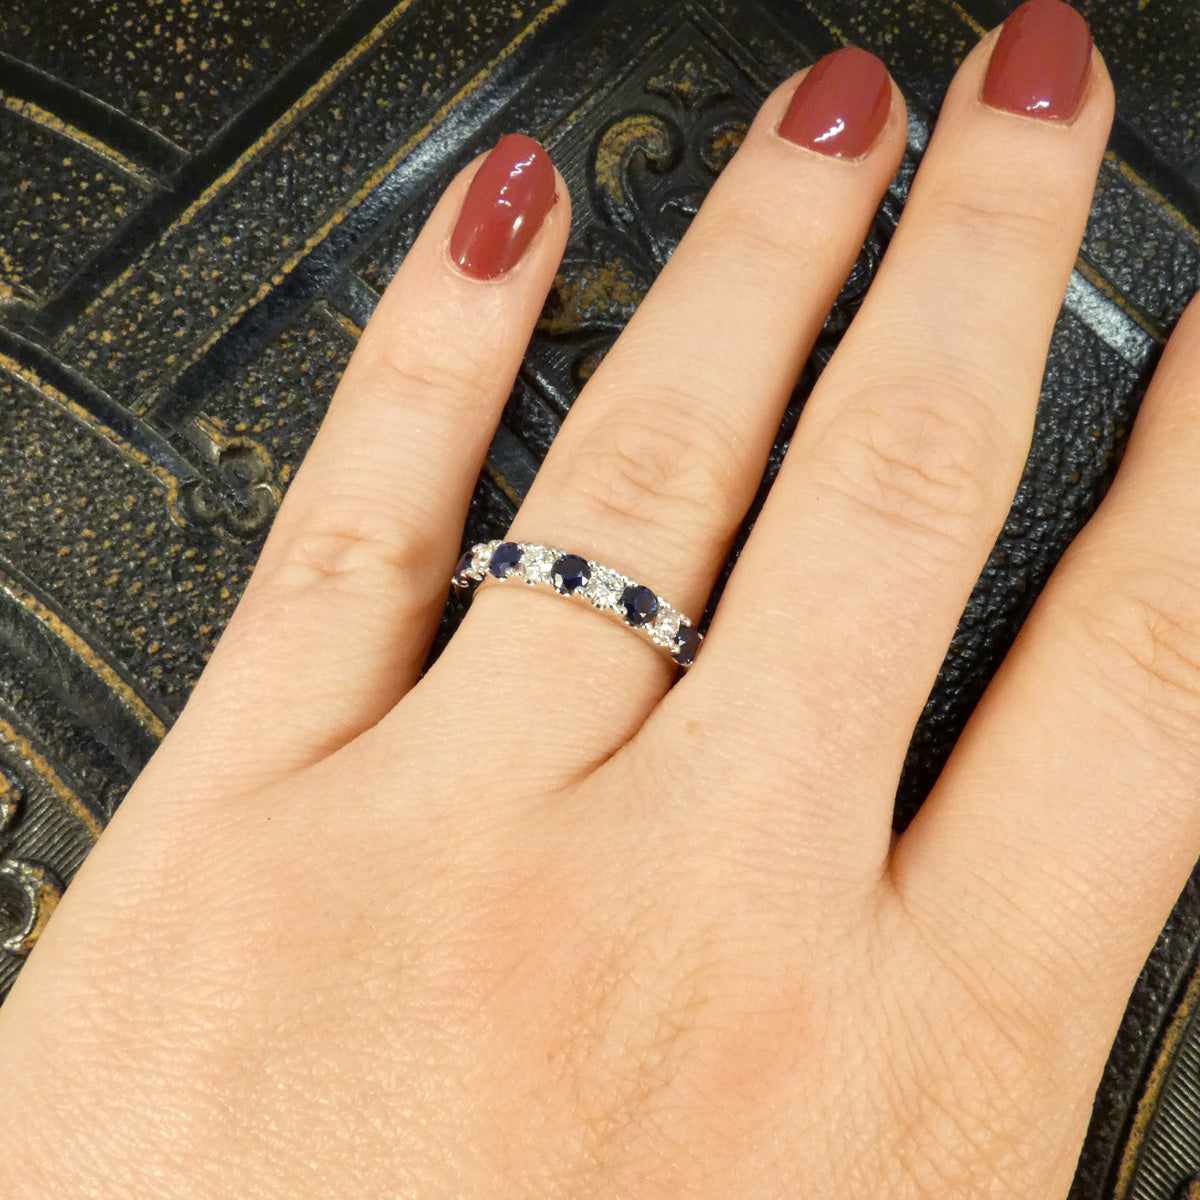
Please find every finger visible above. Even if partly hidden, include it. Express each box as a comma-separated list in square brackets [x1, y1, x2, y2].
[660, 2, 1113, 880]
[893, 291, 1200, 1016]
[419, 52, 908, 777]
[159, 136, 569, 789]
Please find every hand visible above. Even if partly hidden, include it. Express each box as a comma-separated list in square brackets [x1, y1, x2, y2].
[1, 4, 1194, 1197]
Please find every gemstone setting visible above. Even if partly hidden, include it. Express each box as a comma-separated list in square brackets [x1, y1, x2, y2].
[673, 623, 701, 667]
[520, 544, 557, 583]
[584, 566, 624, 609]
[452, 540, 701, 668]
[551, 554, 590, 594]
[489, 541, 522, 578]
[452, 549, 477, 586]
[620, 584, 658, 626]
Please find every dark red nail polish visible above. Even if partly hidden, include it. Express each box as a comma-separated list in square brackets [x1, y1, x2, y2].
[777, 47, 892, 159]
[450, 134, 557, 280]
[982, 0, 1093, 122]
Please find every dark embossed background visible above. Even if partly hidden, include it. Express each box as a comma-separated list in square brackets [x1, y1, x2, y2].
[0, 1, 1198, 1196]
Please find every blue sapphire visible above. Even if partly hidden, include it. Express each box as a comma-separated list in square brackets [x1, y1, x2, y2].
[452, 549, 476, 586]
[551, 554, 590, 594]
[489, 542, 522, 578]
[620, 584, 658, 626]
[673, 623, 701, 667]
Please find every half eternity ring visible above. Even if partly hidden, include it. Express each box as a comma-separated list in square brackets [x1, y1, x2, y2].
[452, 540, 703, 668]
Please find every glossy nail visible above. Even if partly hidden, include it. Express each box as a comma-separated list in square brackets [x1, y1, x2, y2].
[777, 47, 892, 159]
[450, 134, 557, 280]
[982, 0, 1093, 122]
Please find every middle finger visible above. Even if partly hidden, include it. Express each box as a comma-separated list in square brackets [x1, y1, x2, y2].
[668, 0, 1113, 876]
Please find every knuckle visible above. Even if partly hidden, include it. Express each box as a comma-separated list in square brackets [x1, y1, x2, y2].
[265, 506, 437, 612]
[561, 400, 740, 539]
[815, 381, 1007, 552]
[946, 965, 1065, 1094]
[928, 183, 1064, 253]
[1072, 562, 1200, 753]
[883, 944, 1067, 1199]
[891, 1029, 1053, 1200]
[367, 338, 495, 418]
[713, 204, 816, 274]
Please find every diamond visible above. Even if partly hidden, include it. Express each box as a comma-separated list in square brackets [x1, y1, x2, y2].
[585, 566, 624, 608]
[520, 544, 557, 583]
[651, 610, 681, 647]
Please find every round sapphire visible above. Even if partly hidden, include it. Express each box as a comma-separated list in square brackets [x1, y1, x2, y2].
[620, 584, 658, 626]
[489, 542, 523, 579]
[673, 623, 701, 667]
[452, 549, 476, 585]
[551, 554, 590, 594]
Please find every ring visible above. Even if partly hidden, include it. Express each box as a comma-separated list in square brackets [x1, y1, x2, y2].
[452, 541, 703, 668]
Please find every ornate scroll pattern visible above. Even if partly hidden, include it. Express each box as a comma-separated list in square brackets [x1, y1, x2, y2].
[538, 46, 755, 393]
[173, 420, 280, 539]
[540, 39, 900, 411]
[0, 335, 280, 543]
[0, 768, 62, 959]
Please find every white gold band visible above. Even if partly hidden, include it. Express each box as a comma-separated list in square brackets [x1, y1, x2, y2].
[452, 540, 702, 668]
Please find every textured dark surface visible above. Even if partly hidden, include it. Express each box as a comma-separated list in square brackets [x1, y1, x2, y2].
[1, 1, 1199, 1196]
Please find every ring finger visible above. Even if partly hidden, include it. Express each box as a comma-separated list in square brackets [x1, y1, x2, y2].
[422, 51, 908, 773]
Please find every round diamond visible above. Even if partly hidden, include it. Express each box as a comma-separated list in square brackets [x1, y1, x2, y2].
[651, 611, 681, 647]
[521, 545, 557, 581]
[620, 584, 658, 626]
[551, 554, 590, 594]
[585, 567, 623, 608]
[673, 623, 701, 667]
[489, 542, 522, 578]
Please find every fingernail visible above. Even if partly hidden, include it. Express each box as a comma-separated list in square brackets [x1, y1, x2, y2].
[777, 47, 892, 159]
[449, 134, 557, 280]
[982, 0, 1093, 122]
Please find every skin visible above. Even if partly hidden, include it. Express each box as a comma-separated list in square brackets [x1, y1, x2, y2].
[0, 24, 1196, 1200]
